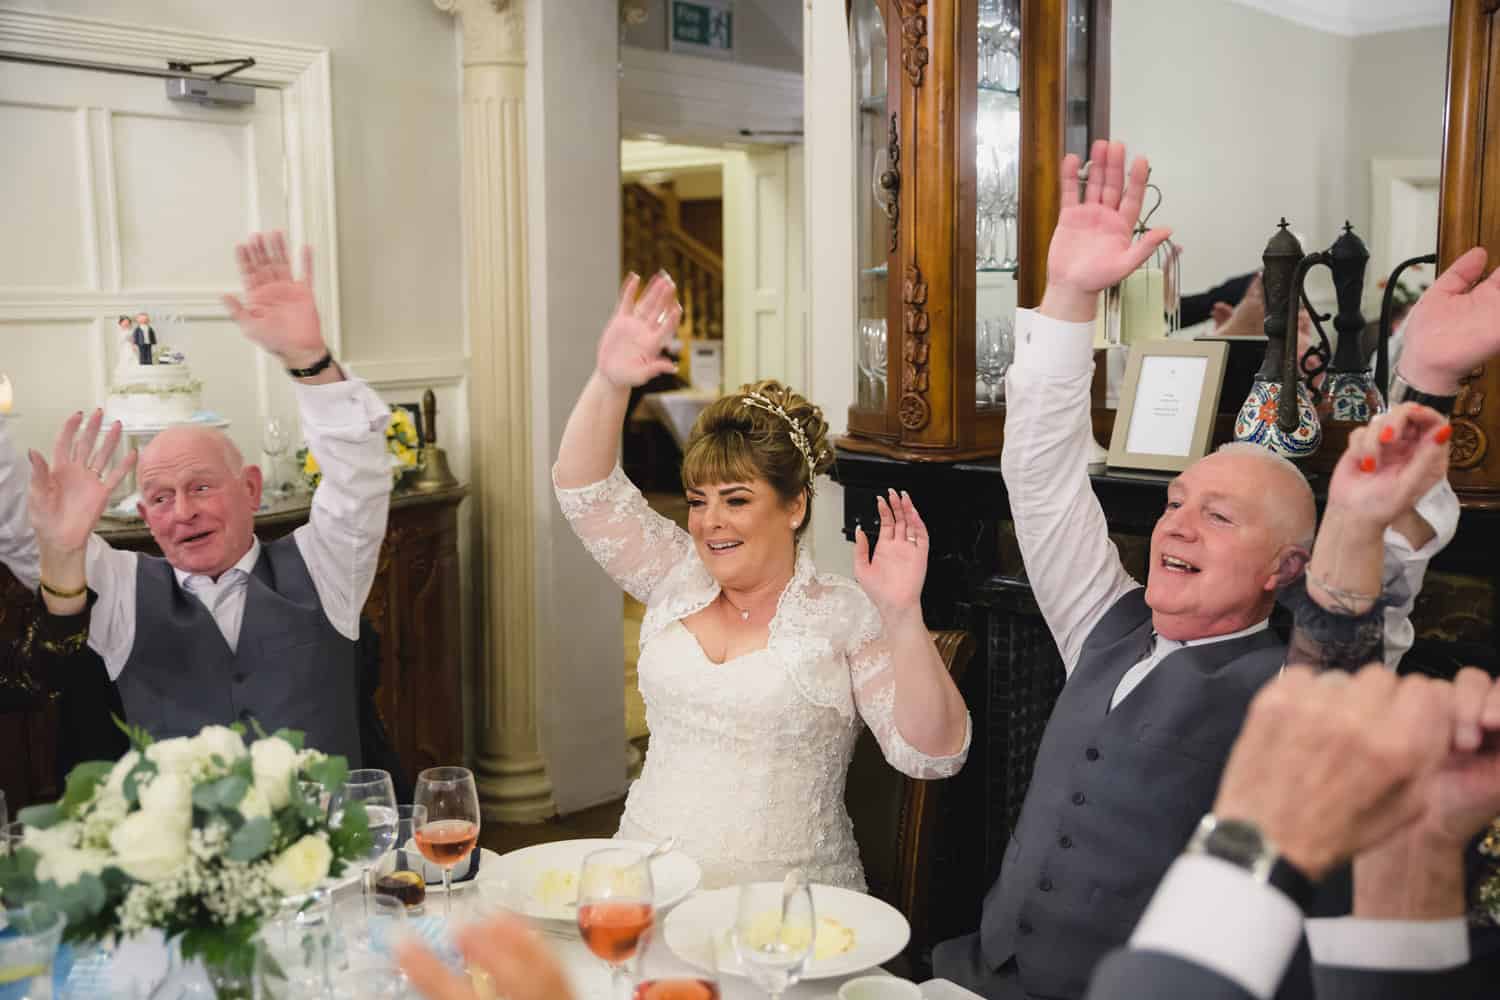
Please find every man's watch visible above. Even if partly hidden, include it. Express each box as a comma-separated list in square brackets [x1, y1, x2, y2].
[1185, 814, 1319, 912]
[286, 351, 336, 379]
[1389, 370, 1458, 416]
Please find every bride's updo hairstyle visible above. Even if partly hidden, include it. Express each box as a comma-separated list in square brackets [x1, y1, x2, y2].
[681, 379, 835, 541]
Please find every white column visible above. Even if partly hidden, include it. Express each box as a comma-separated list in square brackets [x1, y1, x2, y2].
[434, 0, 554, 822]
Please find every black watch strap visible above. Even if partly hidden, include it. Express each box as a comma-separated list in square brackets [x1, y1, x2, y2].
[286, 352, 335, 379]
[1389, 371, 1457, 416]
[1266, 856, 1319, 912]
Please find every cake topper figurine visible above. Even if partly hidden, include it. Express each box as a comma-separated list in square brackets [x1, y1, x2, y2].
[132, 312, 158, 365]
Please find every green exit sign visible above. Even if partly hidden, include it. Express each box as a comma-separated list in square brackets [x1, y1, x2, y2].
[670, 0, 734, 58]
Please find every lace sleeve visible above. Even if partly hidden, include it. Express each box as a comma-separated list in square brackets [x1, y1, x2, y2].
[846, 595, 971, 780]
[554, 464, 693, 603]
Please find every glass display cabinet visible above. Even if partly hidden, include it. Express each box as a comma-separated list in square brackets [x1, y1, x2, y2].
[844, 0, 1108, 460]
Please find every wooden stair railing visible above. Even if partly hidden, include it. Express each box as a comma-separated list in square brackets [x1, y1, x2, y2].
[622, 182, 724, 343]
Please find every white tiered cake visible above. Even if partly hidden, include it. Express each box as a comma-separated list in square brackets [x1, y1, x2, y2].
[107, 340, 203, 429]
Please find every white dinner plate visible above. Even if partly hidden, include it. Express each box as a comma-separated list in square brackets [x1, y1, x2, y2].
[663, 883, 910, 980]
[489, 838, 702, 922]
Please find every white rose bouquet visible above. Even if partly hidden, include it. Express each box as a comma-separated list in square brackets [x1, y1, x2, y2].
[0, 720, 371, 994]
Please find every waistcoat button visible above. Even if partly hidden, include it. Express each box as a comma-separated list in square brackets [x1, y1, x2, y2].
[1018, 919, 1033, 935]
[1039, 877, 1053, 892]
[1059, 835, 1072, 849]
[1085, 747, 1100, 761]
[1071, 792, 1086, 805]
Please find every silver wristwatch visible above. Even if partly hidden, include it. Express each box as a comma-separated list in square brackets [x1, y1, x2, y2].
[1185, 814, 1317, 910]
[1389, 370, 1458, 416]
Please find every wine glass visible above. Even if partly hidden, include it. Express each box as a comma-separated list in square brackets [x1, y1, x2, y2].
[576, 846, 655, 1000]
[732, 872, 815, 1000]
[635, 918, 720, 1000]
[262, 417, 289, 499]
[330, 769, 398, 918]
[412, 766, 481, 920]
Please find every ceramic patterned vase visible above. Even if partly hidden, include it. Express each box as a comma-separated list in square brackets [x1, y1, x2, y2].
[1233, 379, 1322, 458]
[1321, 371, 1387, 425]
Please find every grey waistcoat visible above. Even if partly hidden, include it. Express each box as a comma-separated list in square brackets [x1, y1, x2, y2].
[117, 536, 363, 767]
[979, 588, 1284, 999]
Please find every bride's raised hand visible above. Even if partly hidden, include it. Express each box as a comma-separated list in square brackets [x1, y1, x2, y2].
[853, 489, 929, 623]
[596, 271, 684, 389]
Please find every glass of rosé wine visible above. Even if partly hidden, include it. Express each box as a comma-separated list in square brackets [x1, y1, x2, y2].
[577, 846, 656, 998]
[634, 921, 721, 1000]
[412, 766, 482, 920]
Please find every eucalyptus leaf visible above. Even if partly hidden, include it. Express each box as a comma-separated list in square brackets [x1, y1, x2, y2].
[269, 728, 306, 751]
[17, 803, 63, 829]
[226, 817, 274, 863]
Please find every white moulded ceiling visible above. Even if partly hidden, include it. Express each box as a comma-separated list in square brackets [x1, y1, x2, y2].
[1226, 0, 1449, 36]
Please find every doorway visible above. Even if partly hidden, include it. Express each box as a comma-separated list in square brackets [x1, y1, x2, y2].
[616, 136, 806, 749]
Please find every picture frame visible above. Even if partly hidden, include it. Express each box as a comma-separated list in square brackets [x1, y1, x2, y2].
[1107, 339, 1229, 473]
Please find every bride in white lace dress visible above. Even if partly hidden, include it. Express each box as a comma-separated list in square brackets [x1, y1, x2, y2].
[553, 272, 971, 891]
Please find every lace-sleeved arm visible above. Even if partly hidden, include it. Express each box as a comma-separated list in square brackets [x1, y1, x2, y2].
[847, 596, 971, 780]
[554, 464, 694, 603]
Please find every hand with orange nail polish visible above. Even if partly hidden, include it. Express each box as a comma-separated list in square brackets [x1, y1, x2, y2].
[1326, 403, 1450, 536]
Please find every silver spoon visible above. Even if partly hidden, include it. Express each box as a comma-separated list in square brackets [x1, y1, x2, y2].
[564, 837, 678, 908]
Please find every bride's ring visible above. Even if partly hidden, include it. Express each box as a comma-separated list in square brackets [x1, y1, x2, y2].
[656, 309, 670, 326]
[906, 533, 918, 543]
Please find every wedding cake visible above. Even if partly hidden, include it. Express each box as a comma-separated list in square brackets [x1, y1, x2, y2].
[106, 327, 204, 428]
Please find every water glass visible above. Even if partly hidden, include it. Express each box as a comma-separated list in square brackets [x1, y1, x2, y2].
[732, 872, 815, 1000]
[0, 903, 66, 1000]
[2, 821, 22, 857]
[577, 847, 655, 1000]
[259, 889, 336, 998]
[330, 769, 399, 914]
[262, 417, 289, 498]
[413, 767, 481, 920]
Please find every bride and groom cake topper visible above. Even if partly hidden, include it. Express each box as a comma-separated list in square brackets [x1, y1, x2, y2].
[118, 312, 157, 366]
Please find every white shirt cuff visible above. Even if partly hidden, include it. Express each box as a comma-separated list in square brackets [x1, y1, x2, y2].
[1012, 308, 1097, 378]
[1305, 916, 1468, 972]
[1408, 479, 1460, 557]
[1129, 855, 1304, 1000]
[292, 367, 391, 432]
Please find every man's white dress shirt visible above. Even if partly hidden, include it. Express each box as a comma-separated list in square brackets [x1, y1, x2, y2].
[0, 376, 392, 679]
[1003, 308, 1466, 990]
[0, 421, 40, 590]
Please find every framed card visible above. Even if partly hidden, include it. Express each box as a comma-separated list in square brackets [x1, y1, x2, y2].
[1107, 340, 1229, 472]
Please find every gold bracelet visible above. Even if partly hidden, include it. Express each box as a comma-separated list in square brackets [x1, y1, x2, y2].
[39, 579, 88, 600]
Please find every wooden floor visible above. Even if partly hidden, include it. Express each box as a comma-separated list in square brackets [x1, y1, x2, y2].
[479, 793, 627, 855]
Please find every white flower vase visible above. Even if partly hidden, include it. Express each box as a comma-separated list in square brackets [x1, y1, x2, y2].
[145, 938, 256, 1000]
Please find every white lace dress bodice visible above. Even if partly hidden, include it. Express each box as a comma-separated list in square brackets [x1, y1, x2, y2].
[556, 465, 971, 891]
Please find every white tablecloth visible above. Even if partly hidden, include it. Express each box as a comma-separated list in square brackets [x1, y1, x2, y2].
[70, 877, 983, 1000]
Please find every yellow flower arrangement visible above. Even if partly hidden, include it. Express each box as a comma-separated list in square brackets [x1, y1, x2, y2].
[296, 405, 423, 492]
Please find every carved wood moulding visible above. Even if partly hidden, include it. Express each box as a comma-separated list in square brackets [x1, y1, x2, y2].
[900, 264, 932, 430]
[899, 1, 929, 86]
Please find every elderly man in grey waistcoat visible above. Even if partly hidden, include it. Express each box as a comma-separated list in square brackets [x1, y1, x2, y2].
[932, 140, 1465, 1000]
[22, 232, 391, 766]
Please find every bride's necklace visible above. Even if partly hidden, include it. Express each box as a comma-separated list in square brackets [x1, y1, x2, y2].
[720, 591, 755, 622]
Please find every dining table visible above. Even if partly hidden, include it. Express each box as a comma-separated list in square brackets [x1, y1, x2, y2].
[58, 861, 985, 1000]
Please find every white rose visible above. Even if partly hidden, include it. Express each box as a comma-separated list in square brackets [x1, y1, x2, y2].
[239, 782, 272, 821]
[83, 792, 129, 849]
[35, 845, 111, 887]
[139, 773, 192, 821]
[194, 725, 248, 764]
[104, 750, 142, 799]
[265, 834, 332, 896]
[109, 811, 189, 883]
[250, 738, 299, 810]
[146, 737, 202, 776]
[22, 820, 80, 856]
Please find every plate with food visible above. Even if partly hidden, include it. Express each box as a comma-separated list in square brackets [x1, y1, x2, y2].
[489, 838, 702, 922]
[661, 883, 909, 980]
